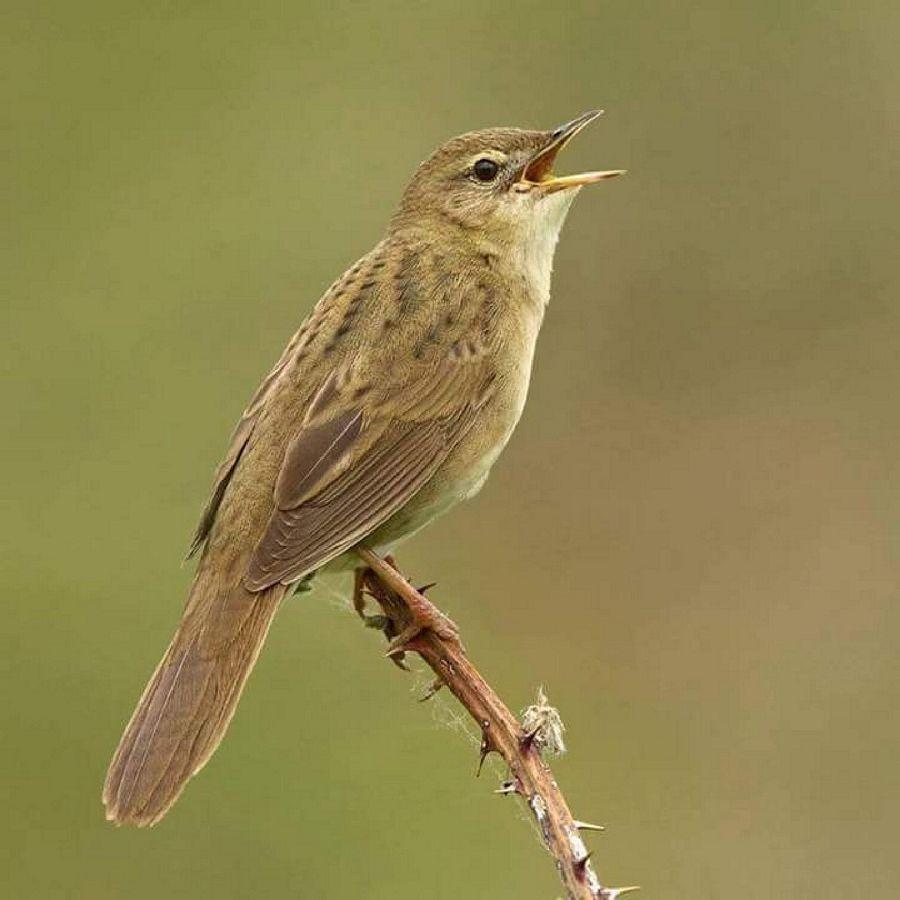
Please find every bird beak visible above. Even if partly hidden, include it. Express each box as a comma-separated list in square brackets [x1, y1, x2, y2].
[516, 110, 626, 193]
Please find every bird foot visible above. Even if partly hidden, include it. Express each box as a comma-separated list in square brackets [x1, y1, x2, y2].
[362, 613, 410, 670]
[352, 556, 402, 618]
[354, 556, 461, 659]
[383, 596, 460, 657]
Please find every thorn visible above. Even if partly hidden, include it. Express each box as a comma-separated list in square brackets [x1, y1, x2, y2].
[384, 636, 424, 661]
[476, 721, 493, 776]
[574, 850, 592, 871]
[494, 780, 518, 796]
[573, 820, 606, 832]
[388, 653, 410, 671]
[416, 581, 437, 595]
[476, 742, 489, 776]
[520, 726, 540, 750]
[600, 887, 640, 899]
[418, 678, 444, 702]
[383, 643, 411, 665]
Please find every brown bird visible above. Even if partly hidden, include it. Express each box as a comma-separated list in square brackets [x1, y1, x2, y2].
[102, 110, 624, 826]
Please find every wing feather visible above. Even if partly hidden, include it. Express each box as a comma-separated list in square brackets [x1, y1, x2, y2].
[275, 409, 363, 509]
[243, 349, 493, 592]
[243, 415, 465, 589]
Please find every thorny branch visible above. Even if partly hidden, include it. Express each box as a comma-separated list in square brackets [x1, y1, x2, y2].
[356, 547, 638, 900]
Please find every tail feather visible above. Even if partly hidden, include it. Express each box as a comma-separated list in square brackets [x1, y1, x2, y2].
[103, 578, 284, 826]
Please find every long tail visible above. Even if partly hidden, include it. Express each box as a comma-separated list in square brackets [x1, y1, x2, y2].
[103, 571, 286, 826]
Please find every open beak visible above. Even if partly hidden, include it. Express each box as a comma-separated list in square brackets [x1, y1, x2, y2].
[516, 109, 625, 193]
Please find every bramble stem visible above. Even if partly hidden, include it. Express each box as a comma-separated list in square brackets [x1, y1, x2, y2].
[356, 547, 635, 900]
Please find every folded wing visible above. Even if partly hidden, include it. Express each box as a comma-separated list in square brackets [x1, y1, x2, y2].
[244, 352, 493, 590]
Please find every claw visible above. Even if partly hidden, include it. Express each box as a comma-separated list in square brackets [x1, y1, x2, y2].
[384, 622, 426, 658]
[381, 636, 411, 670]
[351, 568, 368, 618]
[388, 653, 410, 671]
[360, 609, 410, 670]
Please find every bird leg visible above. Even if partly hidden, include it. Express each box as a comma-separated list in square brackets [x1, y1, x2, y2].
[351, 557, 410, 668]
[367, 612, 410, 671]
[352, 555, 400, 619]
[351, 567, 368, 618]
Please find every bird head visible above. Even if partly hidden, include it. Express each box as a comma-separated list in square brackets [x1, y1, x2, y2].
[394, 110, 624, 250]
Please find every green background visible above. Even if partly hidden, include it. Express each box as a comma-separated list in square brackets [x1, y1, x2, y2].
[4, 1, 899, 897]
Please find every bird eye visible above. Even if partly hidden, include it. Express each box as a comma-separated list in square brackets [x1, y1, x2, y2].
[472, 158, 500, 182]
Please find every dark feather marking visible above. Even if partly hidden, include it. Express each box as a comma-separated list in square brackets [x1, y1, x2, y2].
[274, 409, 363, 510]
[306, 369, 342, 419]
[394, 250, 418, 313]
[336, 278, 373, 333]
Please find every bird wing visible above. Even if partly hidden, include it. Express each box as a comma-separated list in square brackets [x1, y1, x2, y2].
[243, 350, 493, 591]
[188, 338, 298, 557]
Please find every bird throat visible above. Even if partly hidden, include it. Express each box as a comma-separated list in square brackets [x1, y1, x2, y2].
[514, 189, 579, 309]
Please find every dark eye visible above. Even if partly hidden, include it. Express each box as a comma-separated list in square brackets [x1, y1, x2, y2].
[473, 158, 499, 182]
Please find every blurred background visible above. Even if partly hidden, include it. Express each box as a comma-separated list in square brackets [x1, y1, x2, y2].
[3, 1, 899, 897]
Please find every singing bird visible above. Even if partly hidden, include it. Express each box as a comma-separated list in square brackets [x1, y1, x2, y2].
[103, 110, 624, 826]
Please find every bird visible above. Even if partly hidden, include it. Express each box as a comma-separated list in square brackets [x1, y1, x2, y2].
[102, 110, 624, 826]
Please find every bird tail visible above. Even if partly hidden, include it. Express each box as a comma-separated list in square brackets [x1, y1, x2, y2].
[102, 570, 286, 826]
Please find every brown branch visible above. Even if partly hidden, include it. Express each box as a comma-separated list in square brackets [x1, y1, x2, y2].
[356, 547, 638, 900]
